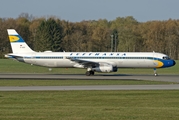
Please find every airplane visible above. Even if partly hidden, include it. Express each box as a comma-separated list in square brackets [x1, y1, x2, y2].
[5, 29, 176, 76]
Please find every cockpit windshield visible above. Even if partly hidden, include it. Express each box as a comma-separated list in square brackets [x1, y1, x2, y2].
[163, 56, 170, 60]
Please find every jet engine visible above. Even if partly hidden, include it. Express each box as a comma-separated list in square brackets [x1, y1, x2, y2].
[91, 64, 118, 72]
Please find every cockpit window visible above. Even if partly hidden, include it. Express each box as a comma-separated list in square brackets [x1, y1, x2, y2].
[163, 56, 170, 60]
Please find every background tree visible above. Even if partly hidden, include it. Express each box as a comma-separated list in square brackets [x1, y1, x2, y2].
[0, 14, 179, 59]
[165, 20, 179, 59]
[110, 16, 140, 52]
[61, 21, 75, 51]
[0, 18, 18, 57]
[35, 18, 63, 52]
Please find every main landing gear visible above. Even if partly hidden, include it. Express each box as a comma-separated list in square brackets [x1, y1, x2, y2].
[86, 71, 94, 76]
[154, 68, 158, 76]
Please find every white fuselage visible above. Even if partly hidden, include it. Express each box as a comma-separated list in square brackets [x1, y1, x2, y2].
[8, 52, 174, 69]
[6, 29, 176, 76]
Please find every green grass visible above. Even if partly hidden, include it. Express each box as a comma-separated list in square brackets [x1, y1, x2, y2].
[0, 59, 179, 74]
[0, 79, 176, 86]
[0, 90, 179, 120]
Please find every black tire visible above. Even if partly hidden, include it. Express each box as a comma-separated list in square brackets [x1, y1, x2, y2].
[86, 71, 91, 76]
[90, 71, 94, 75]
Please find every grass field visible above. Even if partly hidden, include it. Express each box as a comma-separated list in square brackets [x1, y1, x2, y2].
[0, 90, 179, 120]
[0, 59, 178, 75]
[0, 79, 177, 86]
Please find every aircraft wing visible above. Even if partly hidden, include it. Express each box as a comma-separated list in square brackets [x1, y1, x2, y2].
[68, 57, 99, 67]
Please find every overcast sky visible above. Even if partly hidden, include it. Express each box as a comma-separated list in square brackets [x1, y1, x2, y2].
[1, 0, 179, 22]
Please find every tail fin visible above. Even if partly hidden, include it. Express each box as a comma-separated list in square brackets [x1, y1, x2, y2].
[7, 29, 34, 53]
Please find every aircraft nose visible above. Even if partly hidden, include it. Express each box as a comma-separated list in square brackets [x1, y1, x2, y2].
[173, 60, 176, 66]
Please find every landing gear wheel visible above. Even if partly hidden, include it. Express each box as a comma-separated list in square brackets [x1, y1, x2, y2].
[90, 71, 94, 75]
[154, 73, 158, 77]
[85, 71, 95, 76]
[86, 71, 91, 76]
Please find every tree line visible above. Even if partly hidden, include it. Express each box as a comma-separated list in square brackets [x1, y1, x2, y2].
[0, 13, 179, 59]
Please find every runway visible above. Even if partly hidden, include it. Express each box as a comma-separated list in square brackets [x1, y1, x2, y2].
[0, 74, 178, 91]
[0, 73, 179, 82]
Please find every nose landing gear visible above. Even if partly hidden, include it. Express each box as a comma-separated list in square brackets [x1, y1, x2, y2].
[154, 68, 158, 76]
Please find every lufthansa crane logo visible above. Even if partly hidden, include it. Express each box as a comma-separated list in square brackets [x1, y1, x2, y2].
[9, 36, 20, 42]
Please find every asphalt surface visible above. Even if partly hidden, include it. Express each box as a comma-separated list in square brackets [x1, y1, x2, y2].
[0, 74, 178, 91]
[0, 73, 179, 82]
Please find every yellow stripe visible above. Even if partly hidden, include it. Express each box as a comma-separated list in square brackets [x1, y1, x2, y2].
[9, 36, 19, 42]
[155, 60, 164, 68]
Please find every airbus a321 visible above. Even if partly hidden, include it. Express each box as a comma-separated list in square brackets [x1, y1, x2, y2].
[5, 29, 176, 76]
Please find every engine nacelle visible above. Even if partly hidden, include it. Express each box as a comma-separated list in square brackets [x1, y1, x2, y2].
[91, 64, 118, 73]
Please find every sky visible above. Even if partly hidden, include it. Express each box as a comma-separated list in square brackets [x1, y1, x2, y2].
[0, 0, 179, 22]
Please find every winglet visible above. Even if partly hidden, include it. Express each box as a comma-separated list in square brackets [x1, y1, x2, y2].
[7, 29, 35, 53]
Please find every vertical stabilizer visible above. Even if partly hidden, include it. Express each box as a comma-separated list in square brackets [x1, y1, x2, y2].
[7, 29, 34, 53]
